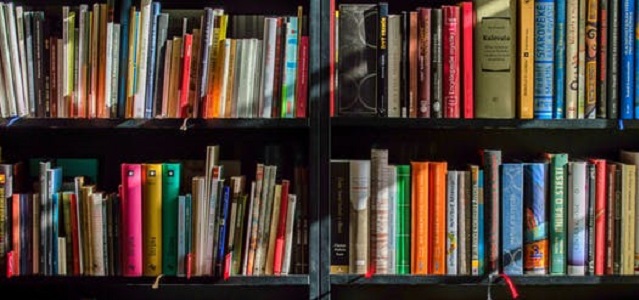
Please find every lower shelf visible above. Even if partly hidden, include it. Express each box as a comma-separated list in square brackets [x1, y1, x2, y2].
[0, 275, 309, 299]
[330, 275, 639, 300]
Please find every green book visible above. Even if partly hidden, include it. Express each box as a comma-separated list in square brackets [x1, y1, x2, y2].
[547, 153, 568, 274]
[396, 165, 410, 274]
[162, 163, 181, 276]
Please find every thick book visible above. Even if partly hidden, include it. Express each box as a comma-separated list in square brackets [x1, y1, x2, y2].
[430, 161, 447, 274]
[387, 165, 397, 274]
[584, 0, 598, 119]
[337, 4, 378, 116]
[411, 161, 429, 274]
[524, 163, 549, 274]
[620, 163, 635, 274]
[501, 163, 523, 275]
[162, 163, 181, 276]
[470, 165, 484, 275]
[589, 159, 606, 275]
[546, 153, 568, 274]
[370, 149, 389, 274]
[619, 151, 639, 273]
[534, 0, 555, 119]
[349, 160, 370, 274]
[121, 163, 143, 277]
[143, 164, 163, 276]
[330, 160, 350, 274]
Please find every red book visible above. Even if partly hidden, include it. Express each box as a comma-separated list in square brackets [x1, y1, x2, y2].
[70, 193, 81, 275]
[442, 6, 461, 119]
[179, 34, 193, 118]
[591, 159, 607, 275]
[11, 194, 19, 276]
[121, 164, 143, 277]
[460, 2, 474, 119]
[273, 180, 290, 275]
[295, 36, 309, 118]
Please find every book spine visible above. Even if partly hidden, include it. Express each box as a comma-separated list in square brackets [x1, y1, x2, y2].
[400, 12, 409, 118]
[417, 8, 431, 118]
[198, 8, 213, 118]
[568, 162, 587, 275]
[587, 163, 596, 274]
[387, 165, 397, 274]
[460, 2, 473, 119]
[117, 0, 132, 118]
[459, 171, 471, 275]
[446, 171, 458, 275]
[350, 160, 370, 274]
[14, 6, 28, 117]
[330, 161, 349, 274]
[296, 36, 309, 118]
[162, 163, 180, 276]
[565, 0, 578, 118]
[408, 11, 417, 118]
[597, 0, 608, 119]
[592, 160, 606, 274]
[554, 0, 566, 119]
[605, 164, 616, 274]
[177, 195, 186, 277]
[274, 181, 290, 275]
[111, 25, 121, 117]
[411, 162, 429, 274]
[396, 165, 410, 274]
[534, 0, 555, 120]
[442, 6, 460, 119]
[431, 9, 443, 118]
[613, 167, 622, 274]
[215, 186, 230, 277]
[585, 0, 598, 119]
[549, 153, 568, 274]
[0, 4, 15, 117]
[430, 162, 447, 274]
[470, 166, 482, 275]
[281, 17, 299, 118]
[377, 3, 388, 117]
[371, 149, 389, 274]
[33, 12, 45, 118]
[501, 164, 524, 275]
[281, 194, 297, 275]
[482, 150, 501, 274]
[577, 0, 586, 118]
[153, 14, 169, 118]
[6, 3, 25, 117]
[179, 34, 193, 118]
[121, 164, 142, 277]
[621, 165, 636, 274]
[144, 3, 160, 119]
[620, 0, 634, 119]
[24, 12, 35, 117]
[607, 0, 619, 118]
[524, 163, 549, 274]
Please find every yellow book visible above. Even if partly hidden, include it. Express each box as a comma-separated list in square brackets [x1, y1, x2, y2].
[518, 0, 534, 119]
[622, 164, 636, 275]
[143, 163, 163, 276]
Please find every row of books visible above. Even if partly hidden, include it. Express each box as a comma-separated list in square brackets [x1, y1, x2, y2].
[0, 1, 309, 119]
[330, 149, 639, 275]
[333, 0, 636, 120]
[0, 146, 310, 277]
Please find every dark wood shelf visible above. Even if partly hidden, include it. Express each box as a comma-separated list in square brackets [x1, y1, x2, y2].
[0, 274, 309, 286]
[331, 117, 639, 130]
[330, 274, 639, 286]
[0, 118, 310, 130]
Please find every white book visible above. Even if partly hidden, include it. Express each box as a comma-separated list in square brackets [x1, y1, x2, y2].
[218, 39, 232, 117]
[91, 192, 105, 276]
[350, 160, 370, 274]
[15, 6, 28, 116]
[447, 171, 459, 275]
[565, 0, 579, 119]
[0, 4, 13, 117]
[387, 15, 401, 118]
[204, 179, 221, 275]
[243, 39, 257, 118]
[386, 165, 397, 274]
[134, 0, 152, 118]
[58, 237, 67, 275]
[6, 3, 24, 116]
[568, 161, 587, 275]
[281, 194, 297, 275]
[371, 149, 389, 274]
[260, 18, 278, 118]
[111, 24, 121, 113]
[104, 22, 114, 116]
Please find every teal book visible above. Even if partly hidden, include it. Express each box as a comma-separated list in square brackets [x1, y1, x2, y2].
[546, 153, 568, 274]
[396, 165, 410, 274]
[162, 163, 181, 276]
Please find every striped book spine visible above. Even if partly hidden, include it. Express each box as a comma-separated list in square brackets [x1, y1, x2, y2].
[501, 163, 523, 275]
[620, 0, 634, 118]
[534, 0, 555, 119]
[524, 163, 550, 274]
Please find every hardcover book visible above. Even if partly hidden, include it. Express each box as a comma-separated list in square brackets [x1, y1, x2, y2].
[501, 163, 523, 275]
[524, 163, 549, 274]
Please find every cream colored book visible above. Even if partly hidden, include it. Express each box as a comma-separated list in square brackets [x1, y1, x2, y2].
[620, 150, 639, 274]
[621, 164, 636, 275]
[90, 192, 105, 276]
[565, 0, 578, 119]
[133, 0, 152, 118]
[104, 22, 114, 118]
[0, 4, 14, 117]
[168, 37, 182, 118]
[6, 3, 25, 117]
[58, 237, 67, 275]
[350, 160, 370, 274]
[281, 194, 297, 275]
[15, 6, 28, 116]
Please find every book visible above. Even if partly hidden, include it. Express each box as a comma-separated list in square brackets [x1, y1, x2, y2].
[482, 150, 501, 274]
[568, 161, 587, 275]
[411, 161, 429, 274]
[534, 0, 555, 119]
[446, 171, 459, 275]
[501, 163, 523, 275]
[396, 165, 410, 274]
[349, 160, 370, 274]
[524, 163, 549, 274]
[330, 160, 349, 274]
[546, 153, 568, 274]
[121, 163, 143, 277]
[162, 163, 181, 276]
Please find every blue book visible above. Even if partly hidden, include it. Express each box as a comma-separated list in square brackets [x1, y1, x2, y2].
[635, 1, 639, 118]
[501, 164, 524, 275]
[554, 0, 566, 119]
[524, 163, 549, 274]
[47, 168, 62, 275]
[478, 170, 485, 275]
[215, 186, 231, 276]
[621, 0, 635, 119]
[117, 0, 132, 118]
[144, 2, 161, 119]
[534, 0, 555, 119]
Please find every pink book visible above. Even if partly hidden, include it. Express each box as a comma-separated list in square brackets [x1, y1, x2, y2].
[460, 2, 474, 119]
[442, 6, 461, 118]
[121, 163, 143, 277]
[179, 34, 193, 118]
[273, 180, 290, 275]
[295, 36, 309, 118]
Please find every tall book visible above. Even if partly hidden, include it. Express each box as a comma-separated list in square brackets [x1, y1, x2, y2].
[607, 0, 619, 118]
[431, 9, 443, 118]
[470, 165, 484, 275]
[597, 0, 608, 118]
[349, 160, 370, 274]
[377, 3, 388, 117]
[584, 0, 598, 119]
[387, 165, 397, 274]
[524, 163, 549, 274]
[396, 165, 410, 274]
[162, 163, 181, 276]
[565, 0, 579, 118]
[534, 0, 555, 119]
[474, 0, 517, 118]
[430, 162, 447, 274]
[554, 0, 567, 118]
[121, 163, 143, 276]
[143, 164, 163, 276]
[619, 151, 639, 273]
[620, 0, 634, 118]
[501, 163, 523, 275]
[546, 153, 568, 274]
[442, 6, 460, 118]
[330, 160, 349, 274]
[568, 161, 587, 275]
[446, 171, 459, 275]
[411, 161, 429, 274]
[460, 2, 473, 119]
[482, 150, 501, 274]
[370, 149, 389, 274]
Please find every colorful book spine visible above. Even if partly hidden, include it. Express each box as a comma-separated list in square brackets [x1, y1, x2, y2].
[524, 163, 549, 274]
[215, 186, 230, 277]
[568, 161, 587, 275]
[281, 17, 299, 118]
[162, 163, 181, 276]
[411, 161, 429, 274]
[554, 0, 566, 118]
[121, 163, 142, 277]
[548, 153, 568, 274]
[396, 165, 410, 274]
[417, 7, 431, 118]
[470, 165, 482, 275]
[377, 3, 388, 117]
[620, 0, 634, 119]
[565, 0, 579, 118]
[430, 162, 447, 275]
[442, 6, 460, 118]
[501, 163, 524, 275]
[446, 171, 458, 275]
[534, 0, 555, 119]
[591, 159, 606, 275]
[585, 0, 598, 119]
[577, 0, 586, 118]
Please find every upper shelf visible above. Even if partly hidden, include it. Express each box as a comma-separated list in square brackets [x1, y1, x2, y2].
[0, 118, 310, 130]
[331, 117, 639, 130]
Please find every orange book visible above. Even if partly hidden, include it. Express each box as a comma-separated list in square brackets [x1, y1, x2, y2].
[429, 161, 447, 274]
[411, 161, 429, 274]
[11, 194, 20, 276]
